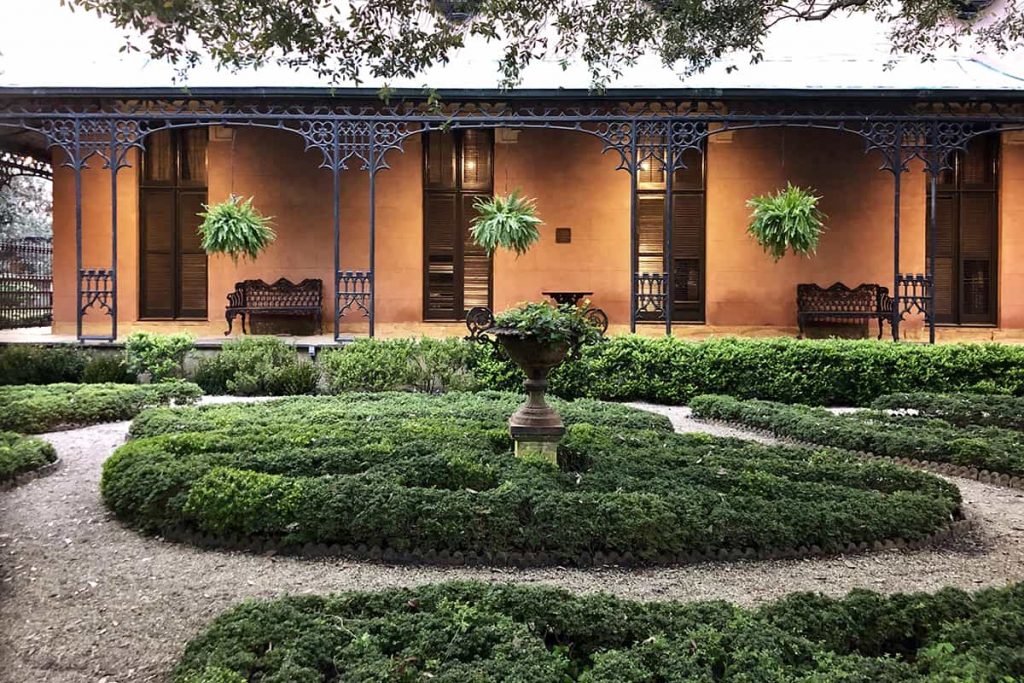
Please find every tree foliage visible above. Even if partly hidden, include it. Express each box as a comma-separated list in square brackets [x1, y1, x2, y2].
[60, 0, 1023, 90]
[0, 176, 51, 240]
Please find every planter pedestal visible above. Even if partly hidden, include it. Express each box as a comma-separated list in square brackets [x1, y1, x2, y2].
[494, 331, 569, 465]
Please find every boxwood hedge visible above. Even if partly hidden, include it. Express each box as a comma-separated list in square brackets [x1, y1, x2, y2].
[103, 392, 960, 563]
[0, 381, 203, 433]
[173, 580, 1024, 682]
[0, 344, 134, 385]
[872, 392, 1024, 432]
[690, 394, 1024, 478]
[0, 431, 57, 483]
[323, 336, 1024, 406]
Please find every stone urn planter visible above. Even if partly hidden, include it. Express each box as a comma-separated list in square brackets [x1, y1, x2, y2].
[492, 328, 570, 462]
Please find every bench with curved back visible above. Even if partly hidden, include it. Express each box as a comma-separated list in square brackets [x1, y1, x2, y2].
[224, 278, 323, 335]
[796, 282, 894, 340]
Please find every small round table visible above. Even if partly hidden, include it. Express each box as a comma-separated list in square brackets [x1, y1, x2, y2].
[542, 291, 593, 307]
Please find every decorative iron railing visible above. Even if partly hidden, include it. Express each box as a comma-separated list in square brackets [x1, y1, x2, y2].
[896, 273, 933, 319]
[0, 237, 52, 329]
[337, 270, 372, 321]
[634, 272, 667, 320]
[79, 268, 114, 317]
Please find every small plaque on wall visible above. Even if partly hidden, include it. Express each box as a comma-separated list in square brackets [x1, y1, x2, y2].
[555, 227, 571, 244]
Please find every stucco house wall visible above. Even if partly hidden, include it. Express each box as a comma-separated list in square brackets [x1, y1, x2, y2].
[49, 126, 1021, 338]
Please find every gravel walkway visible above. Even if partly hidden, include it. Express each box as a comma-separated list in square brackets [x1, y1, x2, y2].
[1, 407, 1023, 682]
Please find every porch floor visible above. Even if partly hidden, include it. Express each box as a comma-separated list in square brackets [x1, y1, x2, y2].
[3, 325, 1024, 347]
[0, 327, 353, 350]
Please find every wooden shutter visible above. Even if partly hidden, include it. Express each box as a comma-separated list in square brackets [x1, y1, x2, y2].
[931, 193, 957, 323]
[960, 192, 997, 323]
[425, 133, 456, 190]
[139, 128, 208, 320]
[422, 130, 493, 319]
[673, 148, 704, 191]
[460, 130, 493, 191]
[177, 191, 208, 318]
[140, 189, 175, 317]
[424, 192, 458, 318]
[461, 193, 491, 312]
[637, 194, 665, 275]
[143, 130, 175, 184]
[926, 133, 998, 325]
[672, 192, 704, 320]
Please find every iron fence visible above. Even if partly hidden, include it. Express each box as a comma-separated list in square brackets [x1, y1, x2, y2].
[0, 237, 53, 329]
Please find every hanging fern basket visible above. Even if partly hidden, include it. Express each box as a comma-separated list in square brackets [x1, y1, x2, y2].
[469, 189, 543, 256]
[197, 195, 276, 262]
[746, 183, 827, 262]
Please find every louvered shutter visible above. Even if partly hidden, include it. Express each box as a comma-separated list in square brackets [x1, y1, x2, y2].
[424, 192, 459, 318]
[931, 193, 957, 323]
[425, 133, 456, 190]
[143, 130, 175, 184]
[637, 194, 665, 275]
[673, 148, 704, 191]
[461, 130, 493, 191]
[959, 192, 997, 323]
[461, 193, 491, 312]
[672, 192, 704, 320]
[140, 189, 175, 317]
[177, 191, 208, 318]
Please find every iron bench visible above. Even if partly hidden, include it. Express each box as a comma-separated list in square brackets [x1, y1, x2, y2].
[225, 278, 323, 335]
[796, 282, 893, 340]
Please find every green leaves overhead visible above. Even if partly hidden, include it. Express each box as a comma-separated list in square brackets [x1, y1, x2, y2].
[63, 1, 1024, 90]
[746, 183, 827, 261]
[470, 189, 543, 256]
[197, 195, 276, 262]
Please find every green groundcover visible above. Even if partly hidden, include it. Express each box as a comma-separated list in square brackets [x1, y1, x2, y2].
[173, 581, 1024, 682]
[103, 392, 960, 563]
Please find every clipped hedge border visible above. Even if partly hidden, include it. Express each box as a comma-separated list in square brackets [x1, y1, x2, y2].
[0, 457, 62, 491]
[698, 417, 1024, 492]
[150, 513, 974, 568]
[871, 392, 1024, 432]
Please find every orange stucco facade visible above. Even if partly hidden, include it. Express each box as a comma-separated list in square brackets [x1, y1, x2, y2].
[50, 126, 1024, 340]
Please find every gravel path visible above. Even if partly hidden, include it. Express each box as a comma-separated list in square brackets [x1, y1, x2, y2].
[1, 408, 1022, 683]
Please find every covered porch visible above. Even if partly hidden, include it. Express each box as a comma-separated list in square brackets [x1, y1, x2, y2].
[1, 88, 1023, 344]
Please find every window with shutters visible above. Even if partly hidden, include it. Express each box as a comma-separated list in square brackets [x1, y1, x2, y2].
[422, 129, 493, 320]
[927, 134, 998, 325]
[636, 144, 706, 322]
[139, 128, 209, 319]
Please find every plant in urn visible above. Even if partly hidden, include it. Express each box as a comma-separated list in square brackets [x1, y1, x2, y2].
[491, 302, 601, 462]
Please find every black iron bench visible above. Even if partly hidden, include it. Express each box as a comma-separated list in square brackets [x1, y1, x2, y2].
[797, 282, 893, 340]
[225, 278, 323, 335]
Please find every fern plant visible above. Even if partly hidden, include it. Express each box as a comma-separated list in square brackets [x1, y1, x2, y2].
[470, 189, 543, 256]
[746, 183, 827, 262]
[197, 195, 276, 262]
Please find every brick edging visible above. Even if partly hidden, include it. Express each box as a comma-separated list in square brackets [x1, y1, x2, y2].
[697, 417, 1024, 491]
[0, 457, 62, 492]
[152, 514, 974, 568]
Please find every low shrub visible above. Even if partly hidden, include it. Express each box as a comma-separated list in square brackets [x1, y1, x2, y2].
[0, 382, 202, 434]
[124, 332, 195, 381]
[173, 581, 1024, 682]
[872, 392, 1024, 432]
[81, 353, 135, 384]
[0, 345, 87, 384]
[104, 392, 958, 563]
[0, 345, 137, 385]
[320, 337, 479, 393]
[322, 336, 1024, 405]
[0, 431, 57, 483]
[690, 394, 1024, 477]
[475, 336, 1024, 406]
[193, 337, 319, 396]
